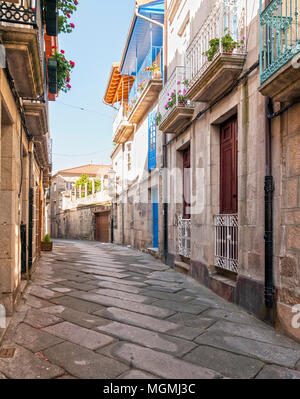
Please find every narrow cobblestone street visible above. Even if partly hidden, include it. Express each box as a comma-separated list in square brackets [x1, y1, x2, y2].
[1, 240, 300, 379]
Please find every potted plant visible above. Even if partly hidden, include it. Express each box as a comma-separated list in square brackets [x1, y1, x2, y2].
[48, 49, 75, 93]
[144, 62, 161, 79]
[156, 112, 162, 125]
[41, 234, 53, 251]
[203, 29, 243, 62]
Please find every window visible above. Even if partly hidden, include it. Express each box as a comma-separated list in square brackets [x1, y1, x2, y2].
[148, 109, 157, 171]
[126, 143, 132, 171]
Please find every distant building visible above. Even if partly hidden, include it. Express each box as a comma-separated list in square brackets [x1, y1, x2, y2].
[50, 164, 112, 241]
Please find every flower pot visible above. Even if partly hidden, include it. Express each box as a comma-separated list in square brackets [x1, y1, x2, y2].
[48, 57, 58, 94]
[152, 70, 161, 80]
[223, 48, 234, 55]
[41, 242, 53, 252]
[178, 100, 187, 107]
[46, 0, 59, 37]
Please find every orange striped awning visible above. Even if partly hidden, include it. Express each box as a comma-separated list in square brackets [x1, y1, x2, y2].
[103, 63, 135, 105]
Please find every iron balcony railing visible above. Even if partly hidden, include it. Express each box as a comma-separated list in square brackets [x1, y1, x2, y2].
[178, 217, 191, 258]
[0, 0, 37, 26]
[214, 214, 238, 273]
[260, 0, 300, 84]
[128, 46, 163, 115]
[186, 0, 246, 90]
[158, 66, 195, 125]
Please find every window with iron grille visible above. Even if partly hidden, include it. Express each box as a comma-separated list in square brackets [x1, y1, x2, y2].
[148, 109, 157, 171]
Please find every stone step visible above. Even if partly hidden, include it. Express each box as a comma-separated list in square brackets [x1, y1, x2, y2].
[174, 260, 190, 275]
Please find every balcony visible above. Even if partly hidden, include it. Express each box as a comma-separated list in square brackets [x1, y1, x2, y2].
[185, 0, 246, 103]
[23, 97, 48, 138]
[259, 0, 300, 101]
[158, 66, 195, 134]
[112, 104, 134, 144]
[0, 0, 44, 98]
[127, 46, 163, 123]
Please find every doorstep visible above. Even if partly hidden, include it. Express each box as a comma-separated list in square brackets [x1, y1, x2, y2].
[145, 247, 160, 259]
[209, 273, 237, 304]
[174, 260, 190, 275]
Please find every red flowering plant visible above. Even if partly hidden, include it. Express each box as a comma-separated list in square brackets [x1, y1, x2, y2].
[49, 47, 75, 92]
[143, 61, 160, 74]
[58, 0, 78, 33]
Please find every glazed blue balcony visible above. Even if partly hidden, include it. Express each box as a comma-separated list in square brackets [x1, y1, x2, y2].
[260, 0, 300, 84]
[127, 46, 163, 116]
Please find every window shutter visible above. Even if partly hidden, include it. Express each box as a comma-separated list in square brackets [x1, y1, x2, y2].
[148, 109, 157, 171]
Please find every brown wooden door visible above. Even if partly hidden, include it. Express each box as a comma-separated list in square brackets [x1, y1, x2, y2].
[220, 116, 238, 214]
[95, 212, 110, 243]
[183, 146, 191, 219]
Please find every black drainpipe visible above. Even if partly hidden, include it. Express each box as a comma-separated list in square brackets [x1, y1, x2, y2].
[264, 96, 275, 313]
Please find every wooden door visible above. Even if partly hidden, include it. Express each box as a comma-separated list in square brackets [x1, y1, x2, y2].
[220, 116, 238, 214]
[95, 212, 110, 243]
[152, 187, 159, 248]
[183, 146, 191, 219]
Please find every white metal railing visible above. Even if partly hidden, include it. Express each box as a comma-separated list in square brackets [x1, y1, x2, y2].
[186, 0, 246, 90]
[214, 214, 238, 273]
[112, 104, 129, 139]
[158, 66, 195, 125]
[178, 216, 191, 258]
[62, 190, 110, 210]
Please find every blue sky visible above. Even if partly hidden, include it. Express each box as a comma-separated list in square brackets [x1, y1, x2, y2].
[50, 0, 134, 173]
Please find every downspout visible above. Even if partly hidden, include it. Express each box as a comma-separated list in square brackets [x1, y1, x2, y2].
[264, 96, 275, 315]
[135, 4, 164, 29]
[162, 0, 168, 264]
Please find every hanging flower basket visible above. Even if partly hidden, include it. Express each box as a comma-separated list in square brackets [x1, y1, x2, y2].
[47, 57, 58, 94]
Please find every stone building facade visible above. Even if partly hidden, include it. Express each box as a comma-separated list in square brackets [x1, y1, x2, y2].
[0, 1, 53, 315]
[50, 164, 111, 241]
[104, 0, 300, 340]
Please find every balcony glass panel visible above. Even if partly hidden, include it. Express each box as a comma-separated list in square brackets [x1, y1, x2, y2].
[113, 104, 128, 139]
[127, 46, 163, 115]
[260, 0, 300, 84]
[186, 0, 246, 89]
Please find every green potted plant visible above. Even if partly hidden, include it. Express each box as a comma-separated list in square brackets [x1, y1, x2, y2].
[48, 49, 75, 93]
[41, 234, 53, 251]
[203, 29, 242, 62]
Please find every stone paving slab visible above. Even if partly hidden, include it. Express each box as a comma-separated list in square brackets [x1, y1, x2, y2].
[4, 239, 300, 379]
[201, 308, 271, 330]
[184, 345, 264, 379]
[14, 323, 64, 352]
[255, 365, 300, 379]
[208, 319, 300, 349]
[98, 307, 179, 333]
[41, 305, 110, 329]
[29, 286, 64, 300]
[96, 321, 196, 357]
[110, 342, 222, 379]
[43, 321, 115, 350]
[43, 341, 129, 379]
[0, 345, 64, 379]
[24, 308, 63, 329]
[140, 289, 194, 302]
[195, 331, 300, 368]
[93, 275, 147, 287]
[93, 281, 141, 294]
[69, 291, 176, 318]
[152, 299, 208, 315]
[91, 288, 154, 304]
[52, 295, 105, 314]
[119, 370, 159, 379]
